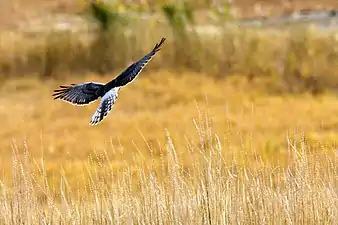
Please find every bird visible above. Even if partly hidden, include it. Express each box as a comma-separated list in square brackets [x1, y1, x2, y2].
[53, 37, 166, 126]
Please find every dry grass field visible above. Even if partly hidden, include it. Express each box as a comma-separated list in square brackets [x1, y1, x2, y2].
[0, 0, 337, 224]
[1, 132, 337, 224]
[0, 72, 338, 223]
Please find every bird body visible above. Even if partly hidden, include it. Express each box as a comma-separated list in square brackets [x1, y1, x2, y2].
[53, 37, 166, 125]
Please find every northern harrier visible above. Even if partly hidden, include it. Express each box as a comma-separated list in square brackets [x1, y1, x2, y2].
[53, 37, 166, 126]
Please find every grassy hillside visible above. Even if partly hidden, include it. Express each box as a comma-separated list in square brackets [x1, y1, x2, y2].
[0, 0, 337, 95]
[1, 23, 337, 94]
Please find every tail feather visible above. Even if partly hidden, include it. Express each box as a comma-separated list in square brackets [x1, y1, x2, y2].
[89, 89, 119, 126]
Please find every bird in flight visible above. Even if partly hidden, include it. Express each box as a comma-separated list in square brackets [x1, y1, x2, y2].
[53, 37, 166, 126]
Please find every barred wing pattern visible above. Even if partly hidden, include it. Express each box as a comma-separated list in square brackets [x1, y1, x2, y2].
[53, 82, 104, 105]
[89, 88, 119, 126]
[104, 38, 166, 90]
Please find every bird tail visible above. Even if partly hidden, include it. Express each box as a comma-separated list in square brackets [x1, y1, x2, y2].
[89, 89, 119, 125]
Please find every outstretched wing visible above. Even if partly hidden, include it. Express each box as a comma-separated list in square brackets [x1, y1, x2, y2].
[89, 88, 119, 126]
[104, 37, 166, 90]
[53, 82, 104, 106]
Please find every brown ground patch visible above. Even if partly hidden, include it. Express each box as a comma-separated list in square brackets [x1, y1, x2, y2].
[0, 0, 337, 30]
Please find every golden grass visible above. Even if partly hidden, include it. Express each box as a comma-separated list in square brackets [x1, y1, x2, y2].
[0, 114, 337, 224]
[0, 71, 337, 223]
[1, 71, 338, 185]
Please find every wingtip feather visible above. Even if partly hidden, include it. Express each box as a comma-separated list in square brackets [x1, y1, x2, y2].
[52, 83, 75, 98]
[153, 37, 166, 52]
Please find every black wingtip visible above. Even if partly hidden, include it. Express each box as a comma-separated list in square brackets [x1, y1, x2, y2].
[52, 90, 65, 99]
[52, 84, 73, 99]
[153, 37, 166, 52]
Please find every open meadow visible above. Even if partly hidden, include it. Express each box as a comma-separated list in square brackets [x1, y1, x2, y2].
[0, 0, 337, 224]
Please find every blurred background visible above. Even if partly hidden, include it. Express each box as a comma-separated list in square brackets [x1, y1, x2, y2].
[0, 0, 337, 187]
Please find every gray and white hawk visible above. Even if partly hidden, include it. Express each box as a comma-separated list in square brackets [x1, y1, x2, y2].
[53, 37, 166, 126]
